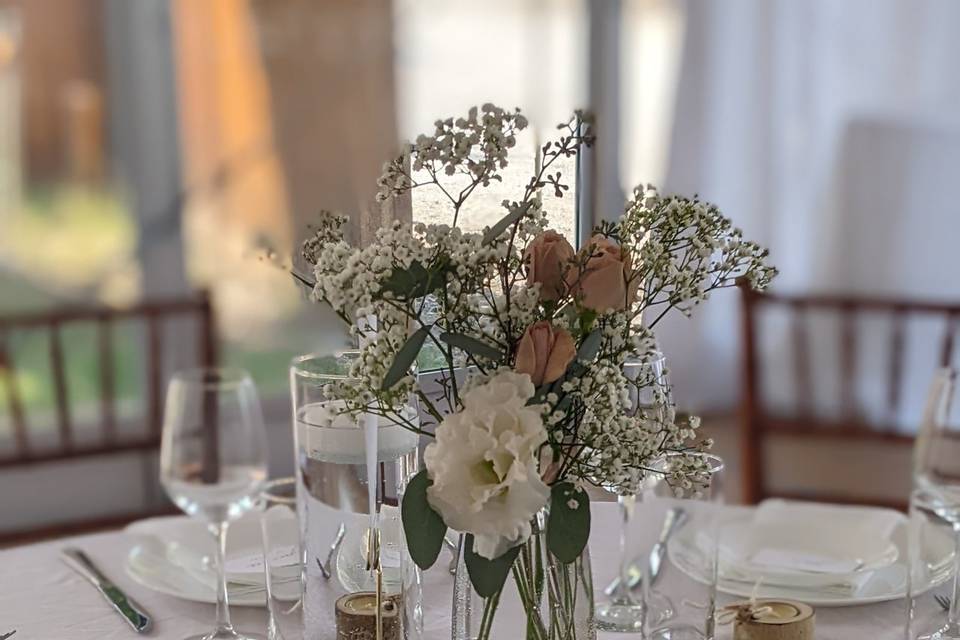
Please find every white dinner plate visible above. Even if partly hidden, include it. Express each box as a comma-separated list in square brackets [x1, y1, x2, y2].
[667, 506, 955, 607]
[124, 515, 300, 607]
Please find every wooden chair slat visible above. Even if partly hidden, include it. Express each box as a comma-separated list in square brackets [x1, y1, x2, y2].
[839, 308, 857, 420]
[48, 323, 73, 452]
[790, 302, 812, 418]
[98, 315, 116, 444]
[941, 311, 958, 368]
[0, 333, 30, 456]
[739, 286, 763, 505]
[887, 309, 906, 425]
[147, 313, 163, 437]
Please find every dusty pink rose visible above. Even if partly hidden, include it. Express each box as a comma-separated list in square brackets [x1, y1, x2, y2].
[524, 230, 576, 302]
[567, 235, 638, 312]
[515, 321, 577, 386]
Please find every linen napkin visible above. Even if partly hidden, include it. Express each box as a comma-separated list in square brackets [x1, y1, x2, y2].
[745, 499, 904, 573]
[713, 500, 906, 596]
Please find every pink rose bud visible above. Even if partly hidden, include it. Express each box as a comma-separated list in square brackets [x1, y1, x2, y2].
[567, 235, 638, 312]
[524, 230, 576, 302]
[515, 321, 577, 387]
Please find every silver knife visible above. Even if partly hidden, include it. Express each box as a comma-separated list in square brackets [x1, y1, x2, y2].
[647, 507, 687, 585]
[603, 507, 688, 596]
[61, 547, 152, 633]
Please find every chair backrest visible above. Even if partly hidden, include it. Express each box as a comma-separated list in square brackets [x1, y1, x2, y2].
[0, 291, 216, 541]
[739, 284, 960, 508]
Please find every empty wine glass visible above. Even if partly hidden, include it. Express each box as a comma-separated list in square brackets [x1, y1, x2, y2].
[160, 368, 269, 640]
[596, 351, 675, 632]
[259, 478, 302, 640]
[913, 367, 960, 640]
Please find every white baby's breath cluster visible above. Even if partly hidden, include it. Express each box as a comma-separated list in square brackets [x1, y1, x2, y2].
[377, 103, 528, 205]
[300, 104, 776, 559]
[620, 185, 777, 323]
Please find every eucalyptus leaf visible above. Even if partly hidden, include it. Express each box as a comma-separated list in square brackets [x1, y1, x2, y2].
[577, 329, 602, 363]
[464, 535, 523, 598]
[440, 332, 503, 362]
[381, 260, 448, 300]
[547, 482, 591, 563]
[482, 202, 532, 246]
[381, 326, 430, 390]
[401, 469, 448, 570]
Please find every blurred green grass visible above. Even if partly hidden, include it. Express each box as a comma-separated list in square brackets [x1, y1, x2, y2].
[0, 186, 303, 421]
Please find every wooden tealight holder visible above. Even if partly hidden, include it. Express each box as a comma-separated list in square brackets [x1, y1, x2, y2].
[335, 592, 401, 640]
[731, 599, 815, 640]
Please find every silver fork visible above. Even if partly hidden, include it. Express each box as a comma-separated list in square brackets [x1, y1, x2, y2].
[1, 631, 16, 640]
[936, 594, 951, 611]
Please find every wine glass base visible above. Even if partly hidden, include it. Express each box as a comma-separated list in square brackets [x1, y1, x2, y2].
[183, 631, 267, 640]
[647, 624, 705, 640]
[919, 623, 960, 640]
[595, 590, 675, 632]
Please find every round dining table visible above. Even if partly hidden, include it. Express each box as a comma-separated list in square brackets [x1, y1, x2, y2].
[0, 501, 925, 639]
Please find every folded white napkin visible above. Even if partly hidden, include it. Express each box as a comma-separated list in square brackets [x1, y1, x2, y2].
[715, 500, 906, 596]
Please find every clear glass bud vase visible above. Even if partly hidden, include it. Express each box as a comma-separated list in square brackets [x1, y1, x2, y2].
[452, 511, 596, 640]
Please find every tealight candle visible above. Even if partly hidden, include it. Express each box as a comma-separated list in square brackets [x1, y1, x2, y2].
[335, 592, 400, 640]
[730, 599, 815, 640]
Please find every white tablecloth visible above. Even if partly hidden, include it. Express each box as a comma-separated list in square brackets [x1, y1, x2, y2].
[0, 502, 923, 639]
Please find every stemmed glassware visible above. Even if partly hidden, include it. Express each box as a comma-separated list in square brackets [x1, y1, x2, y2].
[160, 368, 269, 640]
[259, 478, 301, 640]
[596, 351, 675, 632]
[913, 367, 960, 640]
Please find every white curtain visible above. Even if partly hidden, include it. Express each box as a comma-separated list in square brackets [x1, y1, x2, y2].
[655, 0, 960, 412]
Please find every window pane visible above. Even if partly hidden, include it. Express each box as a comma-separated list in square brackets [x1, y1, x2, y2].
[394, 0, 586, 238]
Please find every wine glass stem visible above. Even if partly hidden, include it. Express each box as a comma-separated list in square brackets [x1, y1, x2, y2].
[214, 520, 235, 635]
[616, 493, 636, 604]
[949, 523, 960, 627]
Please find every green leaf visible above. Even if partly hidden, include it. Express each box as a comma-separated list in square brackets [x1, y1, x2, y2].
[464, 535, 523, 598]
[482, 202, 532, 246]
[401, 469, 447, 570]
[577, 329, 602, 363]
[439, 332, 503, 362]
[547, 482, 591, 563]
[381, 260, 448, 300]
[381, 326, 430, 390]
[578, 308, 598, 335]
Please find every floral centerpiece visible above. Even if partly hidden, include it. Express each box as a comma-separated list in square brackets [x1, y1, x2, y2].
[297, 104, 776, 639]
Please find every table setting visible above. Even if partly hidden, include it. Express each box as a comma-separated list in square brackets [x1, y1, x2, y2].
[3, 103, 960, 640]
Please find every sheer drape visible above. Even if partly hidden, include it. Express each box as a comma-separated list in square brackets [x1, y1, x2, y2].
[657, 0, 960, 411]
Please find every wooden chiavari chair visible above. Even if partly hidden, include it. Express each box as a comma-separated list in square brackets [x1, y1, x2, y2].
[739, 284, 960, 509]
[0, 291, 216, 542]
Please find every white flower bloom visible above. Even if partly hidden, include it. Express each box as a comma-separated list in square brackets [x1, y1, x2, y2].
[424, 370, 550, 559]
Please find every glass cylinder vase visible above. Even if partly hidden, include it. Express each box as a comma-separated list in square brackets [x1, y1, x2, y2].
[452, 510, 596, 640]
[291, 351, 423, 640]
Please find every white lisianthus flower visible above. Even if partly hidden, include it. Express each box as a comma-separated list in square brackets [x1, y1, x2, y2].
[424, 370, 550, 559]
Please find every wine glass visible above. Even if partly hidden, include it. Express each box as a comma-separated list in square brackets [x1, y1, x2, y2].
[259, 478, 302, 640]
[160, 368, 269, 640]
[913, 367, 960, 640]
[596, 351, 675, 632]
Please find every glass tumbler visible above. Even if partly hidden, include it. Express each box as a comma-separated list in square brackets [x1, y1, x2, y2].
[645, 452, 726, 640]
[291, 351, 422, 640]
